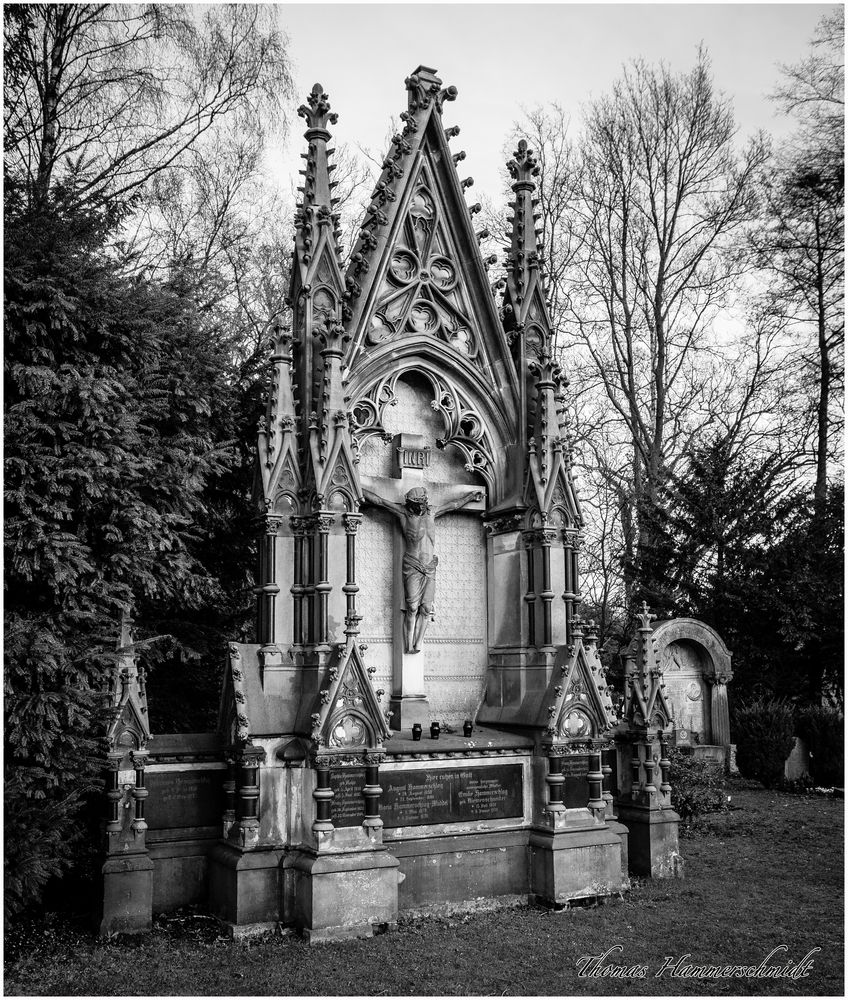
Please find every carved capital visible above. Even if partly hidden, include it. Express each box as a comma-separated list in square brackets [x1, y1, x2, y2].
[342, 513, 362, 535]
[264, 515, 284, 537]
[289, 515, 308, 537]
[484, 513, 523, 535]
[237, 743, 266, 767]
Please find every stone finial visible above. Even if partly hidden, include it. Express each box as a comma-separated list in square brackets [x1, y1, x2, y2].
[405, 65, 457, 115]
[298, 83, 338, 135]
[507, 140, 540, 189]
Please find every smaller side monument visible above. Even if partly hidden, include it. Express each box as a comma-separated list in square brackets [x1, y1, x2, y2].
[614, 603, 681, 878]
[614, 606, 733, 876]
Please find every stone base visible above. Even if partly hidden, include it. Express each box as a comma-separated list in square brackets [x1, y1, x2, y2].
[283, 847, 400, 943]
[529, 824, 625, 905]
[616, 803, 682, 878]
[389, 694, 430, 732]
[207, 842, 284, 927]
[99, 854, 154, 936]
[391, 830, 528, 909]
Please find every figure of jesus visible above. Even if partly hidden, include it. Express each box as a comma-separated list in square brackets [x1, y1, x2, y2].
[362, 485, 484, 653]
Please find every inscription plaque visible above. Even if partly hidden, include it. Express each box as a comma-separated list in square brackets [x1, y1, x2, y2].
[330, 764, 524, 829]
[561, 755, 590, 809]
[145, 769, 223, 830]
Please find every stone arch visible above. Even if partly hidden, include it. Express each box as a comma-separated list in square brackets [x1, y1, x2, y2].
[347, 338, 516, 504]
[648, 619, 733, 747]
[650, 619, 733, 683]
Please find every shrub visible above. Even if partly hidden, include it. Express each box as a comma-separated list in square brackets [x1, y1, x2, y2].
[796, 705, 844, 787]
[669, 748, 729, 823]
[732, 697, 796, 788]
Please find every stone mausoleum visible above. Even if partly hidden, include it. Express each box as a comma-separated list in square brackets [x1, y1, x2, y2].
[99, 67, 733, 941]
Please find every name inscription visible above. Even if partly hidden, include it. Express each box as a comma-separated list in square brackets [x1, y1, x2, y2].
[561, 755, 590, 809]
[331, 764, 524, 829]
[145, 769, 223, 830]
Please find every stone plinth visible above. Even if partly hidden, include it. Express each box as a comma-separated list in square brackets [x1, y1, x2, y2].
[615, 802, 682, 878]
[99, 854, 154, 936]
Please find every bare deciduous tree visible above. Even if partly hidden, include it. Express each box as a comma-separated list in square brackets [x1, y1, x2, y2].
[558, 51, 767, 603]
[753, 13, 844, 511]
[4, 4, 291, 210]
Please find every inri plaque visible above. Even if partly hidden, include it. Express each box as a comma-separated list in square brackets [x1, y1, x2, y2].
[330, 763, 524, 828]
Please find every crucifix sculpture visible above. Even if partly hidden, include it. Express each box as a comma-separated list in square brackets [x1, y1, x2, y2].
[362, 483, 483, 652]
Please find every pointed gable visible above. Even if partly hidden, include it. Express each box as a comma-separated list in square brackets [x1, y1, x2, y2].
[308, 640, 393, 751]
[343, 67, 518, 401]
[540, 618, 618, 739]
[622, 603, 674, 729]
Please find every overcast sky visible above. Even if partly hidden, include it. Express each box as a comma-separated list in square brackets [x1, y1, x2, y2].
[266, 2, 834, 203]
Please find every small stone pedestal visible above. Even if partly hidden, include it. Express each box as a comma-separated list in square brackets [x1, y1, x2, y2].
[614, 731, 682, 878]
[283, 827, 399, 943]
[530, 817, 625, 904]
[99, 748, 154, 936]
[208, 842, 284, 935]
[99, 853, 154, 936]
[614, 802, 682, 878]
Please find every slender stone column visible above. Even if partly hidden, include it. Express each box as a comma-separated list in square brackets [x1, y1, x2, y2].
[710, 674, 732, 745]
[658, 731, 672, 800]
[105, 750, 123, 834]
[587, 746, 605, 815]
[315, 514, 334, 645]
[562, 527, 578, 643]
[342, 513, 362, 626]
[523, 531, 537, 647]
[571, 530, 583, 611]
[539, 529, 556, 650]
[236, 744, 265, 849]
[290, 516, 306, 645]
[302, 517, 317, 644]
[130, 749, 149, 838]
[545, 749, 566, 817]
[362, 752, 384, 832]
[630, 746, 642, 794]
[642, 738, 657, 793]
[312, 756, 334, 834]
[601, 746, 615, 818]
[256, 516, 282, 645]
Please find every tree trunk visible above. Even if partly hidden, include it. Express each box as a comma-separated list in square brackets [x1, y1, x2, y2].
[814, 233, 830, 516]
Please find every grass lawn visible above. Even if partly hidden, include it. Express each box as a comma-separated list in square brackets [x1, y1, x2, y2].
[4, 787, 843, 997]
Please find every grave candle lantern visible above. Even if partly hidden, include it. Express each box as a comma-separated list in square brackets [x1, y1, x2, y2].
[430, 721, 441, 740]
[411, 723, 422, 741]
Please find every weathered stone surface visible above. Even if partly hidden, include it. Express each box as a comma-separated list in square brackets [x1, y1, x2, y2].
[616, 803, 683, 878]
[529, 826, 625, 904]
[283, 848, 399, 942]
[99, 855, 154, 936]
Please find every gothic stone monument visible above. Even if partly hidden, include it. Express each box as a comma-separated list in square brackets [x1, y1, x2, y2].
[99, 67, 713, 940]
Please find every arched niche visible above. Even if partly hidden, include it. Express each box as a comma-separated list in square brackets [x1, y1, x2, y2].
[651, 619, 733, 747]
